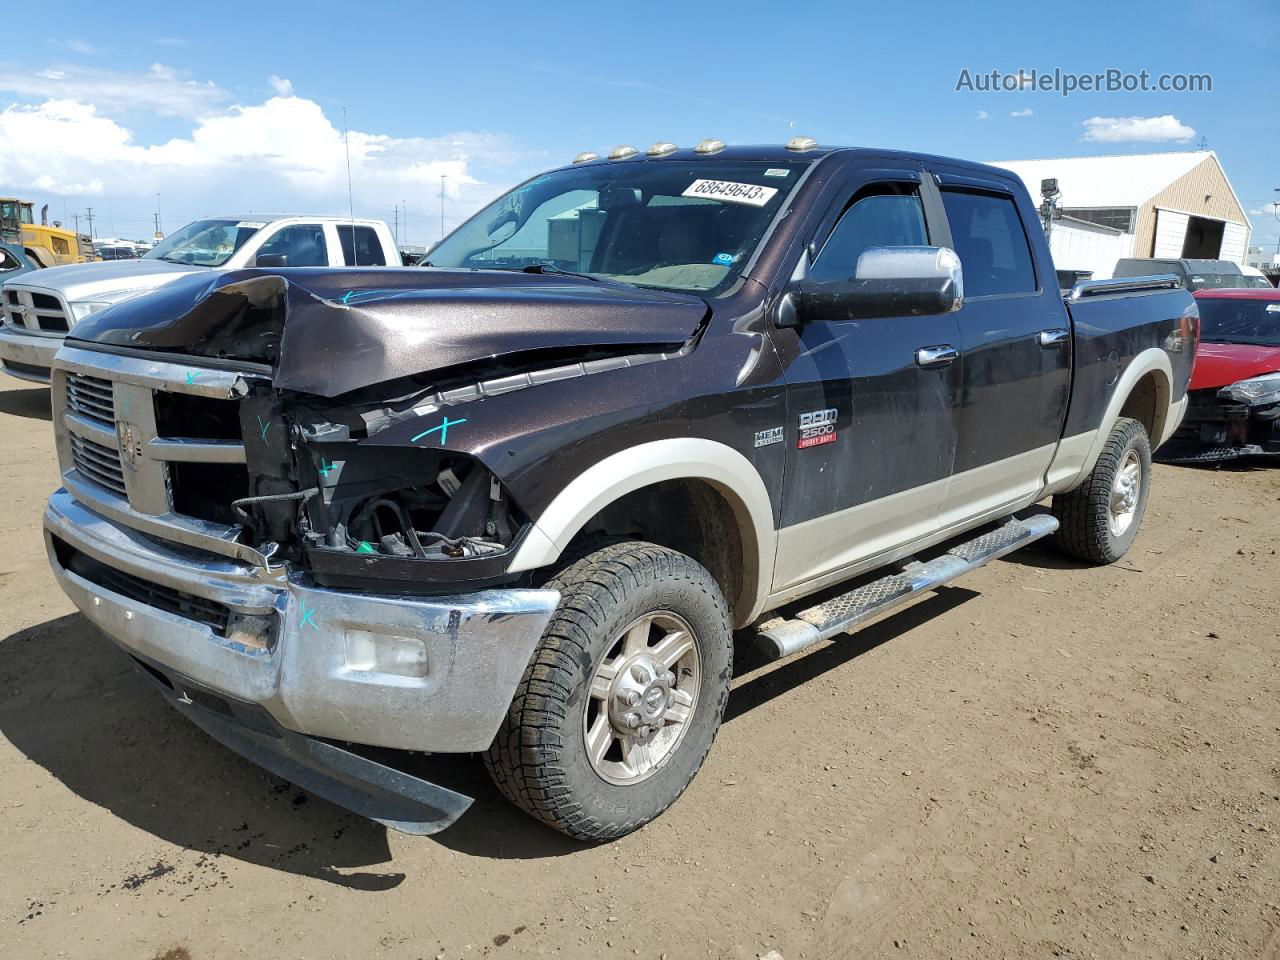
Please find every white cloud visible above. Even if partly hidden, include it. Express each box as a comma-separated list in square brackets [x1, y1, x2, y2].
[269, 75, 294, 97]
[0, 63, 226, 118]
[1010, 108, 1034, 118]
[0, 85, 536, 242]
[1248, 202, 1279, 216]
[976, 109, 990, 120]
[1081, 115, 1196, 143]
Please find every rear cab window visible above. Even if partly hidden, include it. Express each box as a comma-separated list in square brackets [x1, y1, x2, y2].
[336, 224, 388, 266]
[939, 189, 1037, 297]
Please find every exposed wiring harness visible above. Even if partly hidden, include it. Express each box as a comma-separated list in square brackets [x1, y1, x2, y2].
[231, 487, 320, 523]
[350, 496, 502, 558]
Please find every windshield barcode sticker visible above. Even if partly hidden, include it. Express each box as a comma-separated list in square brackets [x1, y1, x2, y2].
[682, 179, 779, 207]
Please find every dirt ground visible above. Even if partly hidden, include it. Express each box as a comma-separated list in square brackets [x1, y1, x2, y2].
[0, 376, 1277, 960]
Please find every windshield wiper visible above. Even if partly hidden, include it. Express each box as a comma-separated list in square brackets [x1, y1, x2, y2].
[520, 263, 607, 283]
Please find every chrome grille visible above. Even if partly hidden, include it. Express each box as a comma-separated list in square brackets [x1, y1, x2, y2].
[65, 373, 116, 427]
[69, 433, 127, 496]
[3, 285, 70, 333]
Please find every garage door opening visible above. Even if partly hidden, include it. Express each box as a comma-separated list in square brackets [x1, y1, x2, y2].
[1181, 216, 1225, 258]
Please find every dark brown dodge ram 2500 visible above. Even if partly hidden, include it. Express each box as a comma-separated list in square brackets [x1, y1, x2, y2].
[43, 140, 1198, 841]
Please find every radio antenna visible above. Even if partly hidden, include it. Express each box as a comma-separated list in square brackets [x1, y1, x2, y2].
[343, 106, 357, 264]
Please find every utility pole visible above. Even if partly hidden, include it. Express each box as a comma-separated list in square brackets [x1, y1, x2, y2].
[85, 207, 95, 239]
[440, 175, 446, 241]
[155, 192, 162, 239]
[402, 199, 407, 248]
[1273, 188, 1279, 258]
[393, 205, 399, 249]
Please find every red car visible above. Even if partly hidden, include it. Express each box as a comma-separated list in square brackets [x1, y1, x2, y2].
[1157, 288, 1280, 463]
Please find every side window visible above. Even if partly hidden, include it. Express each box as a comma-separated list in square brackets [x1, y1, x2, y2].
[939, 189, 1036, 297]
[257, 224, 328, 267]
[809, 186, 928, 282]
[336, 225, 388, 266]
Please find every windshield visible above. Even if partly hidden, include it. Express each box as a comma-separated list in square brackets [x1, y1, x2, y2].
[145, 218, 265, 267]
[1198, 298, 1280, 347]
[426, 160, 807, 294]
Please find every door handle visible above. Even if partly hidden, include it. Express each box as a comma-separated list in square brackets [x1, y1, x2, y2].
[1038, 328, 1070, 347]
[915, 344, 958, 367]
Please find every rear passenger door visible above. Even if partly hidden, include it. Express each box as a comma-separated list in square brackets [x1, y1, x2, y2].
[771, 167, 963, 593]
[929, 171, 1071, 526]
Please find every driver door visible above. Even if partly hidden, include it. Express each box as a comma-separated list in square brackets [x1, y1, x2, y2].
[771, 168, 963, 594]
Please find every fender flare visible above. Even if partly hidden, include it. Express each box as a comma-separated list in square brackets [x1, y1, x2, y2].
[507, 438, 776, 626]
[1063, 347, 1175, 491]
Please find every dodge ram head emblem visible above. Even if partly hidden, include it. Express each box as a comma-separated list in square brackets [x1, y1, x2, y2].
[116, 422, 144, 467]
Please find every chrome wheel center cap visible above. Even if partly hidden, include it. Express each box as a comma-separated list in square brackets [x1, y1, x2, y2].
[607, 653, 675, 742]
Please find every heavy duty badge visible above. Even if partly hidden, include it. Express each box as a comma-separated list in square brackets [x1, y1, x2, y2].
[798, 408, 838, 449]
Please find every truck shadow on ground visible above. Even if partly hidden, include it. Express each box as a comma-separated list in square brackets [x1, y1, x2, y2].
[1, 589, 983, 876]
[0, 614, 413, 890]
[0, 386, 52, 421]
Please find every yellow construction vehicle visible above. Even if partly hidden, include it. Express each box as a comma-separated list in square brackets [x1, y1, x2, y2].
[0, 198, 96, 267]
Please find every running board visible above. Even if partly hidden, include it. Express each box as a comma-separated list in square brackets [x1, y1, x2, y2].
[758, 514, 1059, 660]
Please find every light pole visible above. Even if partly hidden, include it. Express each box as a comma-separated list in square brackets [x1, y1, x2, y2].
[440, 174, 447, 241]
[1273, 188, 1279, 258]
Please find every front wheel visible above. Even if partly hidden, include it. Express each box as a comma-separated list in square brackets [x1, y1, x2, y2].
[484, 541, 732, 842]
[1052, 416, 1152, 564]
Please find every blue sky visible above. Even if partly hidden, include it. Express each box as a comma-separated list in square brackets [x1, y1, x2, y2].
[5, 0, 1279, 250]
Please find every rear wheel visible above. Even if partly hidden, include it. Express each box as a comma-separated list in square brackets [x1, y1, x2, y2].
[484, 541, 732, 842]
[1052, 416, 1152, 564]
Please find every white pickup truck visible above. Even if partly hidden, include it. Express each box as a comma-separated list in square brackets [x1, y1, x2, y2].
[0, 214, 398, 383]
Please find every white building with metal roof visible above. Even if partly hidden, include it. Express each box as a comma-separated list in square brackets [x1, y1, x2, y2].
[991, 151, 1249, 281]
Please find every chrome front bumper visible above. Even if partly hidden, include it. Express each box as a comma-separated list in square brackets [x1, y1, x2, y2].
[44, 489, 560, 754]
[0, 325, 60, 382]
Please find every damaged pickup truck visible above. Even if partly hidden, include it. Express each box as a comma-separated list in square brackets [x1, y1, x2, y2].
[43, 142, 1197, 842]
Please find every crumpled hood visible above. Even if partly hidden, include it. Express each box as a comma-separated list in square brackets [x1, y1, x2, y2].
[1190, 341, 1280, 391]
[67, 267, 708, 396]
[14, 257, 206, 301]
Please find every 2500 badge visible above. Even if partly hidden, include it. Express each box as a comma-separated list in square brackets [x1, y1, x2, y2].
[798, 408, 838, 449]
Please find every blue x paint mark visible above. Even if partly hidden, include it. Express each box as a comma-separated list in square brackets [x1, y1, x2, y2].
[318, 458, 335, 478]
[298, 603, 318, 630]
[185, 371, 199, 385]
[340, 290, 356, 304]
[257, 415, 270, 441]
[411, 416, 468, 446]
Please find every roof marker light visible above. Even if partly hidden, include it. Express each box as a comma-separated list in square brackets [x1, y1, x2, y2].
[572, 151, 600, 164]
[786, 136, 819, 152]
[694, 138, 726, 155]
[607, 145, 639, 160]
[647, 141, 678, 157]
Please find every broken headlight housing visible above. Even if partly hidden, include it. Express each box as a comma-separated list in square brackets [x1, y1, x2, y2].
[292, 432, 527, 590]
[1218, 372, 1280, 407]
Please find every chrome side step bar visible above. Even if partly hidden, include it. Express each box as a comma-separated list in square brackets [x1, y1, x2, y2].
[758, 514, 1059, 660]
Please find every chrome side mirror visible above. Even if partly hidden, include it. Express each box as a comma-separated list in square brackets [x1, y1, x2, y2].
[782, 246, 965, 325]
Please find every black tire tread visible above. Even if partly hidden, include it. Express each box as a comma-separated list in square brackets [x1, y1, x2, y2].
[1051, 416, 1150, 564]
[483, 541, 731, 842]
